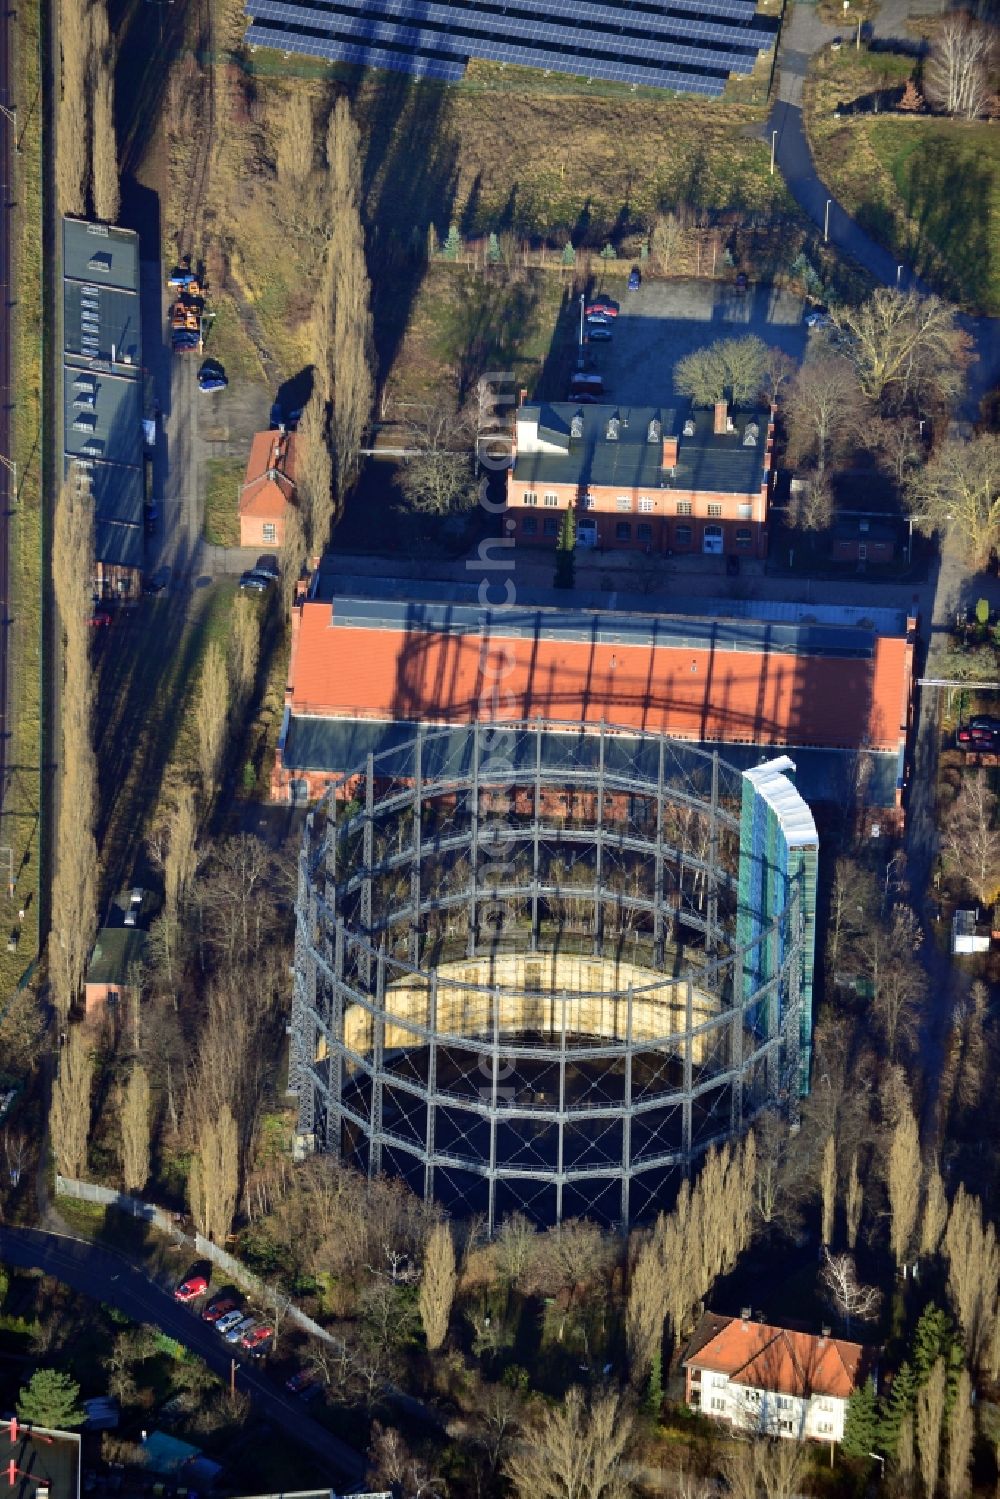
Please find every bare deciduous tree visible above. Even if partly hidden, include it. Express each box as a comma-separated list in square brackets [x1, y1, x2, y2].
[188, 1104, 238, 1243]
[495, 1211, 536, 1285]
[862, 905, 926, 1061]
[718, 1437, 808, 1499]
[946, 1365, 973, 1499]
[820, 1250, 881, 1331]
[396, 405, 476, 515]
[832, 290, 971, 410]
[89, 2, 119, 224]
[229, 594, 260, 718]
[322, 96, 374, 501]
[820, 1133, 836, 1246]
[195, 640, 229, 797]
[418, 1221, 456, 1353]
[924, 13, 994, 119]
[49, 1026, 92, 1179]
[627, 1237, 667, 1386]
[921, 1160, 948, 1259]
[50, 476, 98, 1018]
[887, 1091, 921, 1266]
[164, 785, 199, 923]
[674, 335, 767, 407]
[943, 1187, 999, 1370]
[650, 213, 682, 274]
[57, 0, 90, 215]
[785, 348, 865, 475]
[297, 387, 335, 552]
[941, 766, 1000, 897]
[916, 1356, 946, 1499]
[279, 501, 308, 620]
[504, 1387, 632, 1499]
[275, 91, 314, 183]
[845, 1151, 863, 1252]
[120, 1064, 150, 1193]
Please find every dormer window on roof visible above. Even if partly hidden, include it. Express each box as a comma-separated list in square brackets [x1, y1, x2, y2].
[570, 413, 583, 439]
[606, 416, 620, 441]
[683, 419, 695, 437]
[743, 422, 759, 446]
[647, 419, 661, 443]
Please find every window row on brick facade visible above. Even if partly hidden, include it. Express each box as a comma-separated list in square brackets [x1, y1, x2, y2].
[518, 491, 755, 518]
[517, 516, 757, 549]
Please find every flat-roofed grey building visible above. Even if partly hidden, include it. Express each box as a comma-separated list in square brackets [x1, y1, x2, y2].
[62, 218, 145, 596]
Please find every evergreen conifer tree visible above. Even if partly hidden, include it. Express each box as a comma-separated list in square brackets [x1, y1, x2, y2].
[842, 1377, 880, 1458]
[554, 507, 576, 589]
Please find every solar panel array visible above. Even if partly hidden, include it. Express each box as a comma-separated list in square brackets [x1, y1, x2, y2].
[245, 0, 776, 94]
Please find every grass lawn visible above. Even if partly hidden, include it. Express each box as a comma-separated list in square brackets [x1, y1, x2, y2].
[0, 0, 44, 1012]
[806, 50, 1000, 313]
[203, 457, 244, 546]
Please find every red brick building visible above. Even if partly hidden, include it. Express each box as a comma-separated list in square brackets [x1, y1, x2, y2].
[239, 428, 298, 549]
[506, 399, 774, 558]
[271, 576, 916, 812]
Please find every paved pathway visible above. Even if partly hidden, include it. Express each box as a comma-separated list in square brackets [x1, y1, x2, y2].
[768, 6, 1000, 410]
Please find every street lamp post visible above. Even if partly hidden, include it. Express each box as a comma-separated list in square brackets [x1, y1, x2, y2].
[896, 263, 904, 287]
[824, 198, 832, 243]
[770, 128, 778, 176]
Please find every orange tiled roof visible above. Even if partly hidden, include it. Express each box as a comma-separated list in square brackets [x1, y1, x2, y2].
[684, 1315, 867, 1401]
[240, 429, 298, 521]
[288, 602, 908, 754]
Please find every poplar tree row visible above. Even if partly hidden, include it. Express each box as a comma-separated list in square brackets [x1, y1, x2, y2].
[57, 0, 120, 222]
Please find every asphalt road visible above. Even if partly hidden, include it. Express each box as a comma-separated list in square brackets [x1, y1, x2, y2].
[769, 18, 1000, 412]
[0, 1225, 367, 1486]
[0, 0, 14, 824]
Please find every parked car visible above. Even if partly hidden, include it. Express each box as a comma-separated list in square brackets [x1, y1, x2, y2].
[141, 576, 165, 596]
[215, 1310, 245, 1337]
[240, 1324, 273, 1352]
[239, 569, 274, 593]
[124, 888, 144, 928]
[804, 311, 832, 330]
[202, 1296, 238, 1324]
[88, 608, 113, 628]
[174, 1276, 209, 1303]
[198, 371, 228, 393]
[584, 299, 618, 319]
[285, 1369, 318, 1395]
[958, 715, 1000, 749]
[586, 327, 613, 343]
[144, 504, 158, 536]
[225, 1316, 257, 1345]
[628, 268, 641, 292]
[585, 313, 612, 328]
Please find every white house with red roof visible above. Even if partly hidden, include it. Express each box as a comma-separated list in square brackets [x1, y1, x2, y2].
[683, 1312, 876, 1444]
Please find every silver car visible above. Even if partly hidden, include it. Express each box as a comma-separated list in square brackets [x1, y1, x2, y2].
[215, 1309, 245, 1338]
[225, 1315, 257, 1345]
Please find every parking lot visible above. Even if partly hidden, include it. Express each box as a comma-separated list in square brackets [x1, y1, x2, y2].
[580, 278, 810, 405]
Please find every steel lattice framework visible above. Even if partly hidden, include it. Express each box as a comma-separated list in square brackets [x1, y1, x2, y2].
[290, 720, 805, 1229]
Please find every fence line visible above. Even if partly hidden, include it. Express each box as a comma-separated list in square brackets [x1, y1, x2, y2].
[55, 1175, 336, 1349]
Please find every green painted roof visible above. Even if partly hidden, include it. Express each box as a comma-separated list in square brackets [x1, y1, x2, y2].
[85, 927, 149, 985]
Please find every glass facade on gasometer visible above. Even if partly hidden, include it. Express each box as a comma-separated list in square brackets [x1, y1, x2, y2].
[289, 722, 819, 1229]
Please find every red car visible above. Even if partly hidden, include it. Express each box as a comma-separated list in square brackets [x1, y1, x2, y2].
[585, 299, 618, 318]
[88, 609, 112, 628]
[285, 1368, 316, 1394]
[174, 1276, 209, 1303]
[202, 1296, 237, 1323]
[240, 1324, 273, 1351]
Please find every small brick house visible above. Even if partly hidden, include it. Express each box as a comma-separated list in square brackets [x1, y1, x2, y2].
[684, 1311, 875, 1444]
[239, 428, 298, 549]
[831, 520, 897, 565]
[505, 398, 774, 558]
[84, 928, 149, 1016]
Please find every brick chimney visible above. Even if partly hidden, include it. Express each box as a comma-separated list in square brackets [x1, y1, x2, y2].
[661, 434, 678, 468]
[714, 400, 729, 436]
